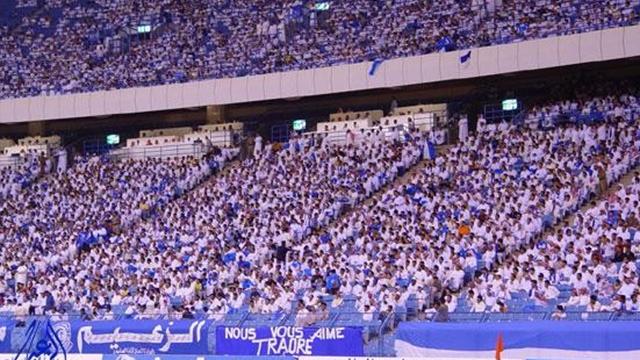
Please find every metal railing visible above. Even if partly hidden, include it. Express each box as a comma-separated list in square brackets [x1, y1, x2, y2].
[430, 310, 640, 322]
[4, 308, 637, 327]
[109, 142, 209, 160]
[0, 155, 24, 168]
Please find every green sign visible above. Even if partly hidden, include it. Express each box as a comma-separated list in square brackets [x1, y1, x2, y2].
[502, 99, 518, 111]
[106, 134, 120, 145]
[137, 25, 151, 34]
[315, 2, 330, 11]
[293, 119, 307, 131]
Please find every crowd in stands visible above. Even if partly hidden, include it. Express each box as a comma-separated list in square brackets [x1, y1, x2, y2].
[47, 130, 428, 321]
[453, 119, 639, 316]
[0, 88, 639, 324]
[448, 89, 640, 318]
[0, 148, 236, 320]
[0, 151, 43, 199]
[317, 116, 633, 322]
[1, 0, 639, 99]
[520, 84, 640, 130]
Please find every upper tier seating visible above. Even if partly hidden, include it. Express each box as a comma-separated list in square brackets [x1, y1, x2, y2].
[0, 0, 638, 99]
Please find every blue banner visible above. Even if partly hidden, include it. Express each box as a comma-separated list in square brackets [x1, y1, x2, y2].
[395, 321, 640, 359]
[216, 326, 364, 356]
[10, 320, 72, 359]
[71, 320, 208, 355]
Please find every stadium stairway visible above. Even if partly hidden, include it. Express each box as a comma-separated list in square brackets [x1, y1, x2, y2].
[307, 145, 454, 355]
[123, 153, 243, 231]
[555, 163, 640, 232]
[62, 148, 244, 264]
[342, 144, 452, 215]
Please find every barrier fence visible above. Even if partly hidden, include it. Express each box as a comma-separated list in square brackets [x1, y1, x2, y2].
[108, 142, 209, 160]
[0, 155, 22, 169]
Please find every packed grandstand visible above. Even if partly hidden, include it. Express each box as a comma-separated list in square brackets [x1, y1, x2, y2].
[0, 0, 639, 99]
[1, 1, 640, 360]
[1, 84, 639, 352]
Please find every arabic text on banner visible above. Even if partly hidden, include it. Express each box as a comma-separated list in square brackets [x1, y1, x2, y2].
[72, 320, 208, 355]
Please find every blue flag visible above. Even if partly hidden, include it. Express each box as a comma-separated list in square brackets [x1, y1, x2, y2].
[369, 59, 384, 76]
[460, 51, 472, 64]
[427, 141, 436, 160]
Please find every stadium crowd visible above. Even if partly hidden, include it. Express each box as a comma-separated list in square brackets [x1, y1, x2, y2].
[451, 90, 640, 317]
[0, 90, 639, 323]
[474, 170, 640, 316]
[1, 0, 639, 99]
[0, 151, 43, 200]
[334, 117, 637, 321]
[456, 122, 639, 313]
[42, 130, 428, 320]
[0, 148, 236, 320]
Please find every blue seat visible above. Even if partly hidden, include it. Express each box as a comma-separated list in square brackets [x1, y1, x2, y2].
[613, 312, 640, 321]
[334, 313, 381, 331]
[510, 291, 528, 299]
[520, 304, 544, 312]
[486, 312, 546, 322]
[565, 311, 612, 321]
[222, 311, 247, 326]
[194, 309, 207, 320]
[170, 296, 183, 307]
[600, 298, 612, 306]
[320, 295, 334, 303]
[395, 306, 407, 322]
[557, 284, 572, 292]
[242, 312, 284, 327]
[446, 312, 486, 322]
[0, 311, 15, 320]
[342, 300, 357, 312]
[315, 313, 338, 327]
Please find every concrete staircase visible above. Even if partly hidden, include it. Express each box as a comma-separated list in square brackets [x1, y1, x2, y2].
[337, 144, 452, 221]
[549, 163, 640, 234]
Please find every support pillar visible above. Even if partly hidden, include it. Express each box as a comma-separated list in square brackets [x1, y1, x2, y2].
[206, 105, 226, 124]
[27, 121, 46, 136]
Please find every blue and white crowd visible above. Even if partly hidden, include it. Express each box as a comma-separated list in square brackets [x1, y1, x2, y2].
[0, 149, 236, 320]
[0, 90, 639, 322]
[54, 131, 429, 320]
[1, 0, 639, 99]
[453, 118, 640, 316]
[0, 151, 43, 200]
[332, 104, 640, 320]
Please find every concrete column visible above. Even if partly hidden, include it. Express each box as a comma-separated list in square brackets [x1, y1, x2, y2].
[27, 121, 46, 136]
[206, 105, 226, 124]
